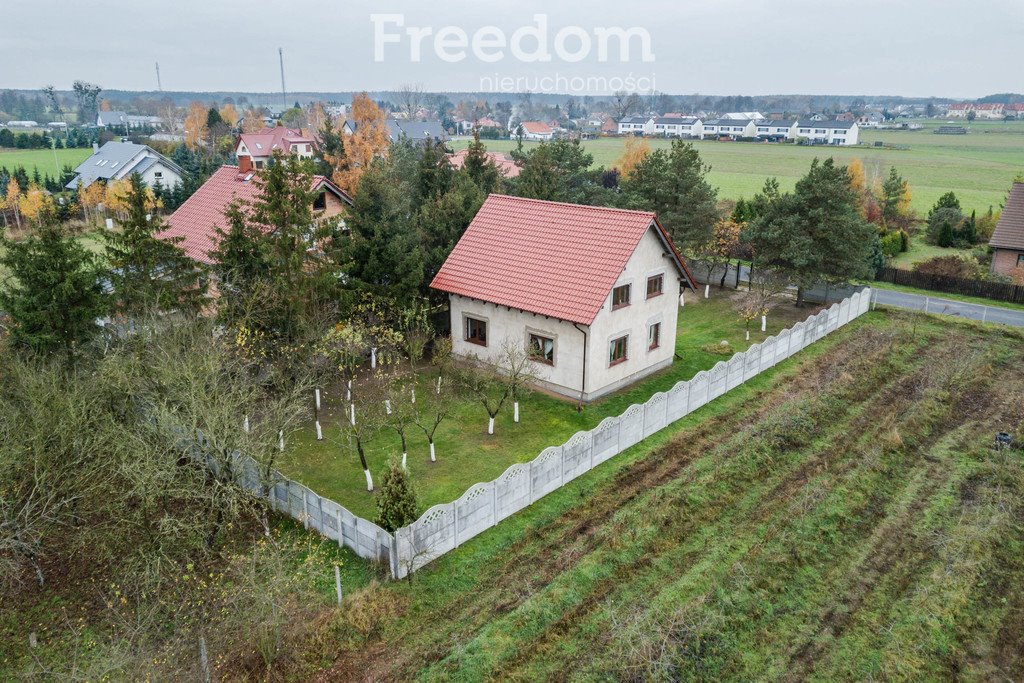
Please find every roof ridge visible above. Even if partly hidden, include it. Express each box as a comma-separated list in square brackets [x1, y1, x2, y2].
[488, 194, 655, 218]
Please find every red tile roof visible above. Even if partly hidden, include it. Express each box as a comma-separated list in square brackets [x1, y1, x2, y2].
[160, 166, 350, 264]
[446, 148, 521, 178]
[520, 121, 552, 135]
[990, 182, 1024, 251]
[430, 195, 693, 325]
[236, 127, 315, 157]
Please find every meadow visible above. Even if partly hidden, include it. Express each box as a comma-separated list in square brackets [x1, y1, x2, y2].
[317, 310, 1024, 681]
[0, 147, 91, 175]
[455, 119, 1024, 218]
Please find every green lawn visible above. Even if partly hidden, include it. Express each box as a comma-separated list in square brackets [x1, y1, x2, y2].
[457, 119, 1024, 217]
[0, 147, 91, 176]
[889, 239, 975, 268]
[315, 310, 1024, 680]
[277, 293, 821, 519]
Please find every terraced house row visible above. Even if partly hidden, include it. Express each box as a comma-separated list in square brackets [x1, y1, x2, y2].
[617, 114, 860, 145]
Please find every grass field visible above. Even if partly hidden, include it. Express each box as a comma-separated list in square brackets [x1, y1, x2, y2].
[456, 119, 1024, 217]
[278, 293, 820, 519]
[0, 147, 91, 176]
[317, 310, 1024, 681]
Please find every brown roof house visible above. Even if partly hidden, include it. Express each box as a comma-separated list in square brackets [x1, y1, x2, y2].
[989, 182, 1024, 278]
[430, 195, 695, 403]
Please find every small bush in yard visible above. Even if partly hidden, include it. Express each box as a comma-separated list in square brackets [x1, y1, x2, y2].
[375, 458, 419, 532]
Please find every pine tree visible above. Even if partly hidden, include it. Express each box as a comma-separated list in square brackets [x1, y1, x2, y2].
[102, 173, 208, 318]
[0, 209, 106, 357]
[375, 458, 419, 532]
[462, 130, 501, 194]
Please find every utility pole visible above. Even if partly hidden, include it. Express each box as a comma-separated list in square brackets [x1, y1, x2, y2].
[155, 62, 162, 92]
[278, 47, 287, 107]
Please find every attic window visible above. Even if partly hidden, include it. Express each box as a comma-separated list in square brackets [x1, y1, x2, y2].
[255, 143, 263, 150]
[313, 192, 327, 211]
[110, 162, 119, 170]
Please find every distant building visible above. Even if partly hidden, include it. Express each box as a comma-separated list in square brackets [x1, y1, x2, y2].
[946, 103, 973, 118]
[66, 141, 182, 190]
[974, 103, 1005, 119]
[652, 116, 702, 138]
[989, 182, 1024, 277]
[704, 119, 758, 138]
[721, 111, 765, 121]
[616, 116, 654, 135]
[386, 119, 449, 143]
[447, 148, 521, 178]
[5, 120, 39, 128]
[96, 111, 164, 129]
[857, 112, 884, 127]
[1006, 103, 1024, 119]
[793, 120, 859, 145]
[517, 121, 554, 141]
[160, 165, 352, 264]
[755, 120, 796, 140]
[235, 127, 316, 169]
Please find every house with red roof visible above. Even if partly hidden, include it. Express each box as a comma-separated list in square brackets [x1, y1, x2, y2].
[516, 121, 554, 141]
[446, 148, 520, 178]
[235, 127, 316, 169]
[430, 195, 695, 402]
[160, 166, 351, 265]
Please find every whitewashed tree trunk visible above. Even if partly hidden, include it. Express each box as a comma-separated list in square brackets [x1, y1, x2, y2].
[761, 315, 767, 332]
[371, 347, 377, 369]
[401, 452, 407, 469]
[429, 441, 436, 462]
[278, 431, 284, 452]
[346, 380, 351, 401]
[514, 402, 520, 423]
[315, 388, 321, 410]
[385, 399, 392, 415]
[679, 293, 685, 307]
[363, 469, 374, 491]
[315, 421, 323, 440]
[411, 388, 416, 403]
[350, 403, 356, 425]
[488, 417, 495, 435]
[436, 376, 442, 394]
[243, 415, 250, 433]
[704, 284, 710, 299]
[746, 330, 751, 341]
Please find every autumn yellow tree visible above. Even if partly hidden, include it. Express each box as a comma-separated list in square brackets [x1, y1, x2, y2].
[219, 103, 239, 129]
[331, 93, 391, 196]
[1010, 265, 1024, 286]
[846, 158, 872, 217]
[241, 107, 267, 134]
[5, 177, 22, 229]
[691, 218, 741, 296]
[78, 181, 107, 225]
[616, 136, 650, 180]
[305, 101, 328, 134]
[18, 185, 53, 226]
[183, 101, 209, 150]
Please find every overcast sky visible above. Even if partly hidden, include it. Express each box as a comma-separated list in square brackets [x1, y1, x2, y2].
[3, 0, 1021, 98]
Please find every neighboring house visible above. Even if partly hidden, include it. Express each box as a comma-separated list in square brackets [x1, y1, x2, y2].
[793, 120, 859, 145]
[446, 148, 521, 178]
[386, 119, 449, 143]
[652, 116, 703, 138]
[835, 112, 856, 122]
[1005, 103, 1024, 119]
[96, 111, 164, 129]
[430, 194, 696, 402]
[617, 116, 654, 135]
[159, 165, 352, 264]
[974, 103, 1005, 119]
[235, 127, 315, 168]
[946, 103, 973, 118]
[857, 112, 884, 127]
[989, 182, 1024, 277]
[704, 119, 758, 138]
[601, 117, 618, 134]
[66, 141, 183, 190]
[755, 120, 796, 140]
[517, 121, 554, 141]
[5, 120, 39, 128]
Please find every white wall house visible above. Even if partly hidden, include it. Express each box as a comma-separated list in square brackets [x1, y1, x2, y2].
[235, 127, 315, 168]
[431, 195, 696, 402]
[65, 141, 183, 190]
[793, 120, 859, 145]
[617, 116, 655, 135]
[652, 117, 703, 138]
[518, 121, 554, 141]
[704, 119, 758, 138]
[755, 120, 796, 139]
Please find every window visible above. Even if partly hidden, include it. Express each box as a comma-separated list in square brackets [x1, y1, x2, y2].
[648, 322, 661, 350]
[154, 171, 162, 179]
[465, 317, 487, 346]
[255, 161, 264, 169]
[612, 284, 631, 309]
[609, 336, 628, 366]
[646, 274, 664, 299]
[1018, 254, 1024, 267]
[313, 192, 327, 211]
[529, 333, 554, 365]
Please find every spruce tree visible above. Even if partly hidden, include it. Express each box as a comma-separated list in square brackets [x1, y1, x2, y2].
[0, 209, 106, 357]
[375, 458, 419, 532]
[462, 130, 501, 195]
[102, 173, 207, 318]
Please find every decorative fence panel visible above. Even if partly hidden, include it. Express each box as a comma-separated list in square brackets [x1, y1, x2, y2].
[378, 288, 870, 578]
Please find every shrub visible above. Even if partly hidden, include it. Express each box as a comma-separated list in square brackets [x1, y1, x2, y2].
[879, 231, 903, 258]
[925, 207, 964, 246]
[701, 340, 735, 355]
[375, 458, 419, 532]
[913, 255, 982, 280]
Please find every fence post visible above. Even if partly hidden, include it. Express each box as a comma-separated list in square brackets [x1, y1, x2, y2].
[982, 305, 988, 324]
[336, 508, 343, 548]
[334, 565, 343, 606]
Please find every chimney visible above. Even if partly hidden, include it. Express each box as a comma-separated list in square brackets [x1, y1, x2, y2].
[92, 142, 99, 154]
[238, 154, 253, 174]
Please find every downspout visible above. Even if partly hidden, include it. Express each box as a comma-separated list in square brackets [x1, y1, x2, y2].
[572, 322, 588, 412]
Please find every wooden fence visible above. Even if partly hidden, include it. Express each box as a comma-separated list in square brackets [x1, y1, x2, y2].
[875, 267, 1024, 304]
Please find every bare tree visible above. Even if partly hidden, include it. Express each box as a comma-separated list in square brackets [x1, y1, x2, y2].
[397, 84, 425, 120]
[610, 91, 643, 120]
[456, 340, 538, 435]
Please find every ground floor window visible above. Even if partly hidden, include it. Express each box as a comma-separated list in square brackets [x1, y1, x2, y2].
[465, 316, 487, 346]
[648, 322, 661, 350]
[528, 333, 554, 365]
[609, 335, 628, 366]
[1018, 253, 1024, 267]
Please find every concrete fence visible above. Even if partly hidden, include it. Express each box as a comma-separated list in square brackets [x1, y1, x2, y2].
[389, 288, 872, 578]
